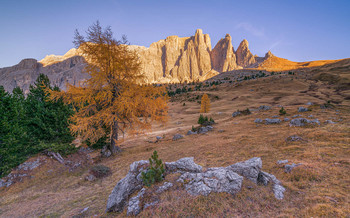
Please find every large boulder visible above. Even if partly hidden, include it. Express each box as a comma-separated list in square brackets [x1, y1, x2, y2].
[106, 160, 149, 212]
[177, 167, 243, 196]
[226, 157, 262, 182]
[165, 157, 202, 173]
[127, 188, 146, 216]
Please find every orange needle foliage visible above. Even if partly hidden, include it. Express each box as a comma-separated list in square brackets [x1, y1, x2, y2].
[200, 93, 210, 113]
[47, 21, 168, 154]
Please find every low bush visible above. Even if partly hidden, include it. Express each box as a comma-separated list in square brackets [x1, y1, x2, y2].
[90, 165, 111, 178]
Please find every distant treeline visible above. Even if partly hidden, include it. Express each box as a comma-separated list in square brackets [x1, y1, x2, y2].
[0, 74, 75, 177]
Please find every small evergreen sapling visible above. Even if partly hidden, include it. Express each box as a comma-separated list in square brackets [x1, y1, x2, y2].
[279, 107, 287, 115]
[141, 151, 165, 187]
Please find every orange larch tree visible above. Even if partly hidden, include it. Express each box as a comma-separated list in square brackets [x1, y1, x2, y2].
[47, 21, 168, 154]
[200, 93, 210, 113]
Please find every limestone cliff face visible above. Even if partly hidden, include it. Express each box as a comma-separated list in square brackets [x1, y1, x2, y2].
[134, 29, 212, 83]
[0, 56, 87, 94]
[0, 29, 266, 93]
[211, 34, 239, 72]
[236, 39, 256, 68]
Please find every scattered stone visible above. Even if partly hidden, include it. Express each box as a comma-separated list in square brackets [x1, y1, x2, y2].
[286, 135, 304, 142]
[80, 207, 89, 214]
[298, 107, 308, 112]
[273, 184, 286, 200]
[227, 157, 262, 182]
[289, 118, 320, 127]
[308, 115, 314, 118]
[187, 130, 197, 135]
[17, 158, 41, 171]
[264, 118, 281, 125]
[272, 115, 279, 118]
[232, 111, 241, 117]
[198, 126, 213, 134]
[172, 134, 184, 141]
[325, 120, 336, 124]
[143, 201, 159, 210]
[177, 167, 243, 196]
[285, 163, 302, 173]
[306, 102, 313, 105]
[156, 136, 162, 141]
[277, 160, 289, 165]
[254, 118, 263, 123]
[258, 105, 271, 111]
[292, 114, 301, 118]
[101, 146, 112, 158]
[165, 157, 202, 173]
[284, 118, 290, 122]
[85, 174, 97, 182]
[127, 188, 146, 216]
[218, 129, 225, 133]
[156, 182, 173, 194]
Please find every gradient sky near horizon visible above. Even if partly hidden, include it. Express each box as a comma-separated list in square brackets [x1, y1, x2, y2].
[0, 0, 349, 67]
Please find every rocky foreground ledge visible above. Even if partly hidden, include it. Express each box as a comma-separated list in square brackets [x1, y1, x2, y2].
[106, 157, 285, 216]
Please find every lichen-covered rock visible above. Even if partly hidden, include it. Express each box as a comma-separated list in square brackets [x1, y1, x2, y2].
[258, 105, 271, 111]
[172, 134, 184, 141]
[298, 107, 308, 112]
[289, 118, 320, 127]
[277, 160, 289, 165]
[187, 130, 197, 135]
[165, 157, 202, 173]
[156, 182, 173, 193]
[285, 163, 302, 173]
[106, 160, 149, 212]
[232, 111, 241, 117]
[286, 135, 304, 142]
[127, 188, 146, 216]
[254, 118, 263, 123]
[177, 167, 243, 196]
[226, 157, 262, 182]
[264, 118, 281, 125]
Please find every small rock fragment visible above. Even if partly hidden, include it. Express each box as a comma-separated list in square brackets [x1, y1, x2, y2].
[172, 134, 184, 141]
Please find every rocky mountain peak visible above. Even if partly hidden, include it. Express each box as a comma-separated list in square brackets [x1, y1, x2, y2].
[211, 33, 238, 72]
[265, 50, 274, 59]
[236, 39, 256, 68]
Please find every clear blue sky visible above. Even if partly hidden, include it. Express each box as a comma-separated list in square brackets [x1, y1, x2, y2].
[0, 0, 349, 67]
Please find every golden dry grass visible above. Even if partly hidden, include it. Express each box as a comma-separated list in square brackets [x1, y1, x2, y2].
[0, 75, 349, 217]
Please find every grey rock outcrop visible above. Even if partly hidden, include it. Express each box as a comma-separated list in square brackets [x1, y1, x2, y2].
[254, 118, 263, 123]
[156, 182, 173, 194]
[106, 160, 149, 212]
[127, 188, 146, 216]
[258, 105, 271, 111]
[227, 157, 262, 182]
[264, 118, 281, 125]
[298, 107, 309, 112]
[187, 130, 197, 135]
[289, 118, 320, 127]
[106, 157, 286, 215]
[277, 160, 288, 165]
[172, 134, 184, 141]
[232, 111, 241, 117]
[165, 157, 202, 173]
[177, 167, 243, 196]
[285, 163, 302, 173]
[286, 135, 304, 142]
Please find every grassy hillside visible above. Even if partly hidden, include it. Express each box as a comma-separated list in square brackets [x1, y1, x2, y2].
[0, 72, 349, 217]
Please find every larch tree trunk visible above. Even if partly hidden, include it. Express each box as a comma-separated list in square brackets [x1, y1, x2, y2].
[109, 120, 121, 154]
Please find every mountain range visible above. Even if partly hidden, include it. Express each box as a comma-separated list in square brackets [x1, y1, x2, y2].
[0, 29, 347, 94]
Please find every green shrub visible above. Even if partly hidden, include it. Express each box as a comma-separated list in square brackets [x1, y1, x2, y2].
[198, 114, 214, 126]
[141, 151, 165, 187]
[279, 107, 287, 115]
